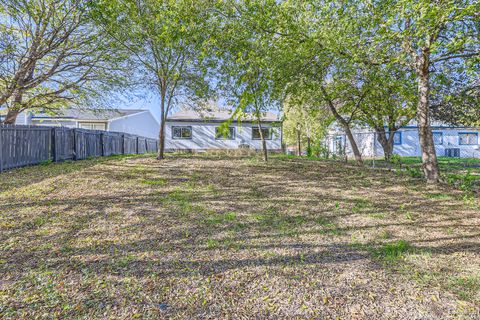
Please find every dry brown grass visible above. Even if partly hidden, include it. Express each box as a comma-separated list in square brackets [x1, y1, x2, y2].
[0, 154, 479, 319]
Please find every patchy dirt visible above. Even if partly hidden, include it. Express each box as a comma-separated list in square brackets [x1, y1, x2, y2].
[0, 154, 479, 319]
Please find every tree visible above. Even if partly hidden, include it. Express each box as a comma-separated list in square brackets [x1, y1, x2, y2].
[243, 1, 371, 166]
[283, 99, 330, 157]
[214, 1, 280, 162]
[372, 0, 480, 183]
[279, 0, 479, 181]
[356, 66, 417, 161]
[281, 55, 369, 166]
[0, 0, 119, 124]
[431, 72, 480, 126]
[90, 0, 215, 159]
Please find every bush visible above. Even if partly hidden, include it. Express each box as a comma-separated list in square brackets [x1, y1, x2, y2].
[311, 142, 329, 159]
[306, 145, 313, 157]
[390, 154, 402, 166]
[406, 166, 422, 178]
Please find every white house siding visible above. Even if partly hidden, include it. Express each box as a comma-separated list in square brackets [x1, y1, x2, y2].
[10, 112, 31, 125]
[327, 127, 480, 158]
[165, 121, 282, 151]
[108, 111, 160, 139]
[32, 119, 78, 128]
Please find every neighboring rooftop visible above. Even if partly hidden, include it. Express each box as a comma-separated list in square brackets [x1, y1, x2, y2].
[0, 108, 149, 121]
[32, 109, 148, 120]
[167, 110, 281, 122]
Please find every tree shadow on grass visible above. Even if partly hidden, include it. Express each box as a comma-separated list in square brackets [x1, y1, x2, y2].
[0, 154, 153, 193]
[1, 154, 479, 318]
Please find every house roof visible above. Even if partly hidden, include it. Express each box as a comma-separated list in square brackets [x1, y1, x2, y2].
[32, 109, 148, 121]
[167, 110, 281, 123]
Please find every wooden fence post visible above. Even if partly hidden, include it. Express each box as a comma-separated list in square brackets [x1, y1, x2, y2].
[51, 128, 57, 162]
[73, 129, 77, 160]
[122, 134, 125, 155]
[100, 132, 104, 157]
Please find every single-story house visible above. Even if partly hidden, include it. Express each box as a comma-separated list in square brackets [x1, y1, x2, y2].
[0, 109, 160, 139]
[165, 110, 283, 152]
[325, 122, 480, 158]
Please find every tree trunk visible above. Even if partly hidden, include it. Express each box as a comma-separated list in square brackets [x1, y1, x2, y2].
[296, 127, 301, 156]
[375, 128, 395, 162]
[307, 137, 311, 156]
[417, 53, 439, 184]
[343, 127, 363, 165]
[3, 109, 20, 125]
[257, 122, 268, 162]
[157, 89, 166, 160]
[157, 117, 166, 160]
[3, 90, 24, 125]
[320, 86, 363, 166]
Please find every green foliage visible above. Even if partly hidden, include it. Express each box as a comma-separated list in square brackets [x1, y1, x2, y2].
[405, 166, 422, 179]
[447, 275, 480, 301]
[306, 145, 312, 157]
[282, 101, 331, 149]
[89, 0, 217, 155]
[445, 171, 479, 193]
[212, 1, 282, 157]
[390, 154, 402, 167]
[0, 0, 122, 117]
[40, 159, 53, 166]
[373, 240, 412, 263]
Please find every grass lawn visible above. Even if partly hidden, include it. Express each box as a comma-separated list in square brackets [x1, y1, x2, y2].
[368, 156, 480, 174]
[1, 154, 479, 319]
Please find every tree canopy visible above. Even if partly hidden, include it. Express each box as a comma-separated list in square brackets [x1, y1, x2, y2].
[0, 0, 121, 123]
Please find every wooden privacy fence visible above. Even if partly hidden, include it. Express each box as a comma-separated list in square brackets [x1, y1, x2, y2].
[0, 125, 159, 172]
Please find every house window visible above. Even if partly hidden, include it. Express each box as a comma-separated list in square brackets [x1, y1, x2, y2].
[215, 127, 235, 140]
[79, 122, 106, 130]
[433, 132, 443, 145]
[252, 127, 272, 140]
[387, 131, 402, 145]
[172, 126, 192, 139]
[459, 132, 478, 145]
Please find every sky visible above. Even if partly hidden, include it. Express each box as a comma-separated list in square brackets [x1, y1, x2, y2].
[119, 93, 162, 122]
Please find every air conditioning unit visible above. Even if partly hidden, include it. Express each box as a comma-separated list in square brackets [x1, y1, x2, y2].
[445, 148, 460, 158]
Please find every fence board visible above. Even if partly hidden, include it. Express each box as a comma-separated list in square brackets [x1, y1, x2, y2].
[102, 132, 123, 156]
[53, 128, 75, 161]
[124, 134, 138, 155]
[0, 125, 158, 172]
[74, 129, 103, 160]
[146, 138, 159, 153]
[0, 125, 52, 170]
[137, 137, 147, 154]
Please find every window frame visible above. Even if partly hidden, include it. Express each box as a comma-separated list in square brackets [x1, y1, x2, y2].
[78, 122, 107, 131]
[251, 127, 272, 140]
[459, 132, 478, 145]
[172, 126, 193, 140]
[215, 126, 236, 140]
[386, 131, 402, 145]
[433, 132, 443, 145]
